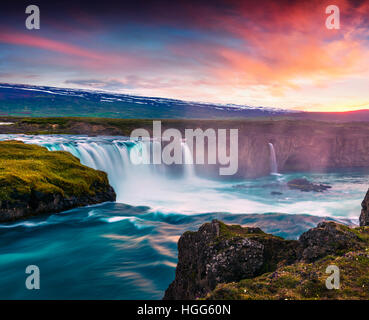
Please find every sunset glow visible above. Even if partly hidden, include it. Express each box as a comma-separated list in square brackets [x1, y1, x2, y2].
[0, 0, 368, 111]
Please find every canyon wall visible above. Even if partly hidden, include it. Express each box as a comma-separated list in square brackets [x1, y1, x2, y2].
[3, 118, 369, 178]
[189, 120, 369, 178]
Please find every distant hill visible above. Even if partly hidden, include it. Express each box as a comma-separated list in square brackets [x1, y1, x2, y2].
[1, 83, 369, 121]
[0, 83, 297, 119]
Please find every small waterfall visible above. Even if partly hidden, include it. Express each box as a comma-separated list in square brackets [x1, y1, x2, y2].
[268, 142, 278, 174]
[181, 142, 195, 178]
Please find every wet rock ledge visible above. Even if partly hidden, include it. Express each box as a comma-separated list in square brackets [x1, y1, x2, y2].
[164, 218, 369, 300]
[0, 141, 116, 222]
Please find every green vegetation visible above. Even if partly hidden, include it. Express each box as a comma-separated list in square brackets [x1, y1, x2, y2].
[218, 220, 270, 239]
[0, 140, 110, 202]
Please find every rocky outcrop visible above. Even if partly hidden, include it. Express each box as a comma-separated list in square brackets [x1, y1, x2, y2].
[360, 189, 369, 226]
[299, 221, 361, 262]
[287, 178, 331, 192]
[164, 220, 300, 299]
[0, 182, 116, 222]
[0, 141, 116, 222]
[164, 219, 368, 300]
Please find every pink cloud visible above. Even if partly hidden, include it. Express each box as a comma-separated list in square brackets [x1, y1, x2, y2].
[0, 32, 104, 60]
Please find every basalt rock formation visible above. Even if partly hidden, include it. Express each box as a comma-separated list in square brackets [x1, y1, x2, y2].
[287, 178, 331, 192]
[360, 189, 369, 226]
[163, 220, 299, 300]
[0, 141, 116, 222]
[164, 219, 369, 300]
[298, 221, 361, 262]
[0, 182, 116, 222]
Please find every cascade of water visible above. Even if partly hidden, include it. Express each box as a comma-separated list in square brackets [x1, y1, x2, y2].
[268, 142, 278, 174]
[39, 137, 197, 201]
[44, 141, 129, 197]
[181, 142, 195, 178]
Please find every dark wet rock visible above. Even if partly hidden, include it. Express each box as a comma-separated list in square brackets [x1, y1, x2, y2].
[360, 189, 369, 226]
[271, 191, 283, 195]
[0, 182, 116, 222]
[287, 178, 331, 192]
[232, 182, 282, 191]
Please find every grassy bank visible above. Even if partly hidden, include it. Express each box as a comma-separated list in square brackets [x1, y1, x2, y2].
[0, 141, 115, 221]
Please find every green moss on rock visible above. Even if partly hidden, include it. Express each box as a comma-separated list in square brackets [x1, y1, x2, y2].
[0, 141, 116, 221]
[165, 219, 369, 300]
[206, 226, 369, 300]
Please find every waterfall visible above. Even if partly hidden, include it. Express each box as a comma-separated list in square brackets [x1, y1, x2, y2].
[181, 142, 195, 178]
[18, 136, 196, 202]
[268, 142, 278, 174]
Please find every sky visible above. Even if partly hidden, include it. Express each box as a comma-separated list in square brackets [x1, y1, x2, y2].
[0, 0, 369, 111]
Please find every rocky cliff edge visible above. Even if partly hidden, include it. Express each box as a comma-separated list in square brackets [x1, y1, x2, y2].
[164, 219, 369, 300]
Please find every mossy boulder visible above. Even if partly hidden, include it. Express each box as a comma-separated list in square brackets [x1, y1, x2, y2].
[299, 221, 363, 262]
[163, 219, 299, 300]
[207, 227, 369, 300]
[0, 140, 116, 221]
[165, 219, 369, 300]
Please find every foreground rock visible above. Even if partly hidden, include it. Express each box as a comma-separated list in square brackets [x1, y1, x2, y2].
[287, 178, 331, 192]
[0, 141, 116, 222]
[164, 220, 369, 300]
[299, 221, 361, 262]
[360, 189, 369, 226]
[164, 220, 299, 299]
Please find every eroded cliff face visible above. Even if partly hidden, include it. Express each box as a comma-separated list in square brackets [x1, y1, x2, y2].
[360, 189, 369, 226]
[238, 121, 369, 178]
[167, 120, 369, 179]
[0, 141, 116, 222]
[0, 183, 116, 222]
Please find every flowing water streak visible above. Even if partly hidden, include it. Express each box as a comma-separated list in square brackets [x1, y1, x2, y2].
[181, 141, 195, 178]
[268, 142, 278, 174]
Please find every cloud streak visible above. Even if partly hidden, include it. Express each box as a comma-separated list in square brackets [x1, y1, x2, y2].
[0, 32, 103, 60]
